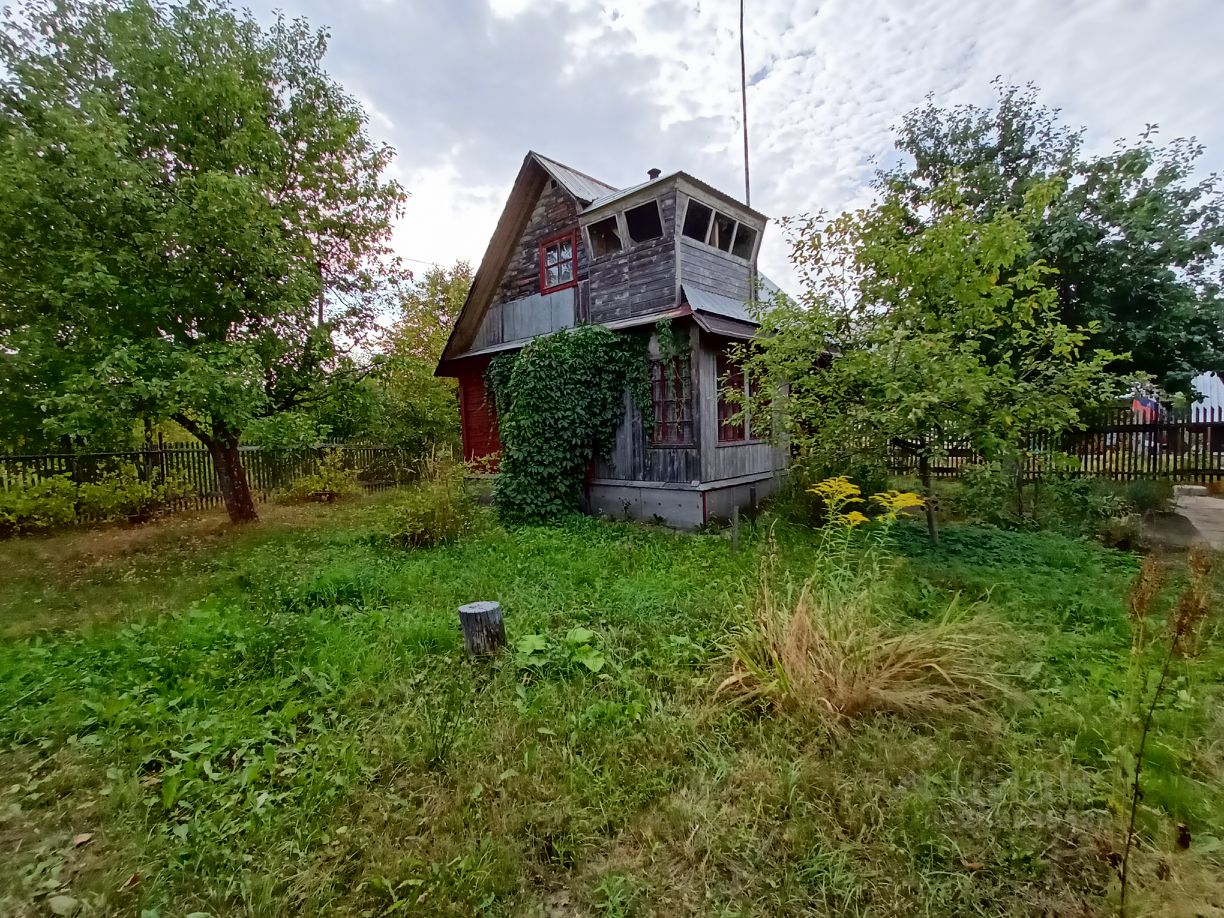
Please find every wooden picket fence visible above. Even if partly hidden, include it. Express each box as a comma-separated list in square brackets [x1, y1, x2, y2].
[888, 406, 1224, 481]
[0, 440, 421, 521]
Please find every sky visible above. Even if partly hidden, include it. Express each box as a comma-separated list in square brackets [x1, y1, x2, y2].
[245, 0, 1224, 291]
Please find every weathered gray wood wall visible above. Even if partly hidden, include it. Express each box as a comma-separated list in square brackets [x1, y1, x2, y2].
[677, 235, 752, 301]
[591, 323, 784, 487]
[492, 181, 587, 307]
[587, 192, 678, 324]
[593, 323, 701, 484]
[693, 332, 787, 483]
[470, 289, 575, 351]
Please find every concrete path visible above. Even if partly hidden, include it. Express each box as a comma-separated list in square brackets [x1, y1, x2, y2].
[1172, 486, 1224, 550]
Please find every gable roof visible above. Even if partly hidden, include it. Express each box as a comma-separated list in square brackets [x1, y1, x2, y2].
[533, 152, 618, 204]
[435, 152, 777, 369]
[438, 152, 618, 366]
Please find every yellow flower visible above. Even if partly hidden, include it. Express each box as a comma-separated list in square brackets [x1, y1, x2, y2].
[841, 510, 869, 527]
[870, 490, 925, 513]
[807, 476, 862, 504]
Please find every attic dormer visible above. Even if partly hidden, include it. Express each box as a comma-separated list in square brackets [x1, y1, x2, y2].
[578, 172, 766, 327]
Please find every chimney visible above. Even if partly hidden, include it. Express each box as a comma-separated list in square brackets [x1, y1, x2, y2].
[647, 167, 661, 180]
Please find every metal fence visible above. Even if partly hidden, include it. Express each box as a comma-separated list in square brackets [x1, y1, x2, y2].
[0, 441, 421, 519]
[888, 406, 1224, 481]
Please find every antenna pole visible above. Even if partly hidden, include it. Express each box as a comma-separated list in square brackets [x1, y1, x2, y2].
[739, 0, 750, 207]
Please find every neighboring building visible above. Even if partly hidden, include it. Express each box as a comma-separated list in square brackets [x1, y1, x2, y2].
[1191, 371, 1224, 417]
[435, 151, 787, 527]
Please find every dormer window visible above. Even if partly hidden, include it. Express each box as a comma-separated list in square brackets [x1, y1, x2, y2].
[539, 232, 576, 293]
[625, 202, 663, 242]
[681, 197, 759, 262]
[709, 212, 735, 251]
[588, 216, 623, 259]
[682, 201, 713, 241]
[731, 224, 757, 260]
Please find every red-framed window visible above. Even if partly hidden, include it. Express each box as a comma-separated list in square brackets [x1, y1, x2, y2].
[539, 231, 577, 293]
[650, 356, 693, 446]
[717, 349, 747, 442]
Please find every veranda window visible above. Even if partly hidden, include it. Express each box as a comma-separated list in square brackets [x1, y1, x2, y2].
[717, 349, 747, 442]
[650, 356, 693, 446]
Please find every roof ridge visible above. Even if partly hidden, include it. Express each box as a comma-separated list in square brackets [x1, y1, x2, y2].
[529, 150, 618, 192]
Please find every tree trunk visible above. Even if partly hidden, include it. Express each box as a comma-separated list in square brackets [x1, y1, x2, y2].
[458, 601, 506, 657]
[208, 433, 259, 524]
[919, 454, 939, 544]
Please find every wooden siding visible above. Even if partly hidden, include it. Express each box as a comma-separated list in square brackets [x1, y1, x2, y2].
[587, 192, 678, 324]
[695, 330, 787, 482]
[593, 323, 701, 484]
[678, 236, 752, 301]
[471, 289, 575, 349]
[493, 181, 586, 306]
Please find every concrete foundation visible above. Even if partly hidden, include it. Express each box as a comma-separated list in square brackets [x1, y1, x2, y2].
[586, 472, 781, 529]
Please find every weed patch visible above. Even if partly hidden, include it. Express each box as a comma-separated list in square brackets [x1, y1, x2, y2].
[0, 500, 1219, 916]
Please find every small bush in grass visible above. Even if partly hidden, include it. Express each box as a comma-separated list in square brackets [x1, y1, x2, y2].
[278, 451, 361, 502]
[719, 477, 1009, 726]
[772, 458, 892, 525]
[77, 462, 191, 521]
[386, 459, 477, 548]
[0, 473, 77, 535]
[1123, 478, 1173, 514]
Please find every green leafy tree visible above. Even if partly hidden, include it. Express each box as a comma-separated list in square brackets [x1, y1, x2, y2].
[390, 261, 472, 361]
[346, 261, 471, 454]
[752, 181, 1121, 541]
[877, 80, 1224, 393]
[0, 0, 405, 521]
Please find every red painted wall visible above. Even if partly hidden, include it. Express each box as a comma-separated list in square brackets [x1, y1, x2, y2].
[457, 366, 501, 466]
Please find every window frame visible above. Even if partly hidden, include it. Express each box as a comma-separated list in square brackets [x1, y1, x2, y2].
[678, 194, 760, 264]
[716, 348, 748, 443]
[681, 199, 714, 243]
[538, 230, 578, 294]
[624, 200, 665, 244]
[649, 354, 695, 447]
[585, 214, 625, 261]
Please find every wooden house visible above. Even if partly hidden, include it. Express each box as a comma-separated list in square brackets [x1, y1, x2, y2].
[435, 151, 787, 527]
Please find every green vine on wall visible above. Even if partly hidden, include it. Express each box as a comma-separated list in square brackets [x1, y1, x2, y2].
[653, 318, 689, 363]
[485, 325, 650, 523]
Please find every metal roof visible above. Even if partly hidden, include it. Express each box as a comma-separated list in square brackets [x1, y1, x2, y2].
[531, 152, 619, 204]
[683, 284, 755, 324]
[585, 170, 767, 222]
[584, 172, 681, 212]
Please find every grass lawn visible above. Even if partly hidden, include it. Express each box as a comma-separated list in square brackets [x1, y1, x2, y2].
[0, 494, 1221, 917]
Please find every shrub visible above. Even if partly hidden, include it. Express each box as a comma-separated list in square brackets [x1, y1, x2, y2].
[0, 474, 77, 536]
[386, 459, 477, 548]
[1124, 478, 1173, 514]
[956, 460, 1166, 544]
[77, 462, 189, 521]
[956, 461, 1020, 527]
[773, 457, 892, 525]
[278, 451, 361, 503]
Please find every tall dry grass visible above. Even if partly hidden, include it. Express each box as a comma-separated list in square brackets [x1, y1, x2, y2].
[718, 546, 1010, 727]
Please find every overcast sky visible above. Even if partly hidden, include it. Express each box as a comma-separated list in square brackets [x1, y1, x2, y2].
[246, 0, 1224, 290]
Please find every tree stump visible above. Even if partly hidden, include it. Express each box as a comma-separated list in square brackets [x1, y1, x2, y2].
[458, 601, 505, 657]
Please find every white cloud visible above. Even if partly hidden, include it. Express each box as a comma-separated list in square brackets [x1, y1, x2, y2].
[248, 0, 1224, 291]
